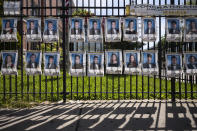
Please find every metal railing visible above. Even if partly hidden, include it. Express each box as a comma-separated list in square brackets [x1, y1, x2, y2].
[0, 0, 196, 103]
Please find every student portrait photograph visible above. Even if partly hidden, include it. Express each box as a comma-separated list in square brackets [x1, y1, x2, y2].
[105, 18, 121, 42]
[87, 53, 104, 76]
[144, 19, 155, 34]
[71, 18, 83, 35]
[167, 55, 181, 70]
[185, 54, 197, 69]
[168, 19, 180, 34]
[107, 19, 119, 35]
[43, 52, 60, 76]
[105, 50, 122, 74]
[126, 53, 138, 68]
[44, 19, 57, 35]
[2, 19, 14, 35]
[27, 19, 39, 35]
[72, 54, 83, 69]
[26, 52, 41, 69]
[1, 51, 18, 75]
[89, 19, 101, 35]
[90, 55, 101, 70]
[186, 18, 197, 34]
[2, 52, 16, 69]
[44, 54, 58, 69]
[125, 18, 137, 34]
[142, 53, 156, 69]
[107, 52, 120, 67]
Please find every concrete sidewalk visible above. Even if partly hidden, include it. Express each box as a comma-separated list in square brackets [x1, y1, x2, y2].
[0, 100, 197, 131]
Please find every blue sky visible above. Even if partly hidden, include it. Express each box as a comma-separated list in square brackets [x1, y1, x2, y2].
[72, 0, 194, 49]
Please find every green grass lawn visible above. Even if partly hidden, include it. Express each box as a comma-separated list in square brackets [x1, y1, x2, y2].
[0, 70, 196, 107]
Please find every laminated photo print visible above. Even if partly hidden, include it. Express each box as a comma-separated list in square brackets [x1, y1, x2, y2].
[43, 18, 59, 43]
[26, 18, 42, 42]
[44, 52, 60, 76]
[1, 18, 18, 42]
[184, 53, 197, 74]
[87, 52, 104, 76]
[142, 18, 157, 42]
[166, 18, 182, 42]
[1, 51, 18, 75]
[87, 18, 103, 42]
[123, 17, 138, 42]
[3, 1, 9, 15]
[25, 51, 42, 75]
[14, 1, 20, 15]
[124, 50, 141, 74]
[142, 51, 158, 75]
[166, 53, 182, 77]
[105, 50, 122, 74]
[184, 18, 197, 42]
[3, 1, 20, 15]
[69, 17, 85, 42]
[105, 18, 121, 42]
[69, 52, 86, 76]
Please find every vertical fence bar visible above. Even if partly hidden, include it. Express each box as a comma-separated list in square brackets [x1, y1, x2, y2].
[44, 0, 48, 100]
[15, 75, 17, 101]
[112, 75, 114, 99]
[3, 76, 5, 101]
[134, 0, 137, 100]
[106, 75, 108, 99]
[89, 77, 91, 99]
[130, 75, 132, 99]
[164, 0, 168, 100]
[195, 0, 197, 100]
[118, 75, 120, 100]
[190, 0, 194, 100]
[33, 76, 35, 101]
[9, 76, 12, 99]
[183, 0, 187, 100]
[147, 0, 150, 100]
[39, 74, 41, 100]
[71, 76, 73, 99]
[83, 0, 85, 99]
[153, 0, 156, 100]
[100, 77, 102, 99]
[27, 76, 30, 101]
[95, 77, 96, 99]
[178, 0, 182, 100]
[77, 77, 79, 99]
[170, 0, 176, 102]
[20, 0, 24, 100]
[38, 32, 42, 101]
[141, 0, 143, 100]
[51, 76, 53, 101]
[82, 0, 85, 100]
[158, 0, 162, 100]
[62, 0, 67, 102]
[82, 75, 84, 99]
[124, 75, 126, 99]
[49, 0, 52, 101]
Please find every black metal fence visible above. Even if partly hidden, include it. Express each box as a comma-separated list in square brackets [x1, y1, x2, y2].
[0, 0, 196, 103]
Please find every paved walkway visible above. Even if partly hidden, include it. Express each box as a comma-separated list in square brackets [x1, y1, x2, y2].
[0, 100, 197, 131]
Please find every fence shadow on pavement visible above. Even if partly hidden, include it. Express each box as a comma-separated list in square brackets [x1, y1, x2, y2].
[0, 100, 197, 131]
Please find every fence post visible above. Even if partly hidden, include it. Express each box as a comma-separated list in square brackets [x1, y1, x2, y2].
[20, 0, 24, 100]
[62, 0, 67, 102]
[170, 0, 176, 102]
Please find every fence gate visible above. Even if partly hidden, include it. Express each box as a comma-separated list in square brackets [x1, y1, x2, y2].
[0, 0, 196, 103]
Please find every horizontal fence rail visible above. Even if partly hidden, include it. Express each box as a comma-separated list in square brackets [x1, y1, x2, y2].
[0, 0, 196, 103]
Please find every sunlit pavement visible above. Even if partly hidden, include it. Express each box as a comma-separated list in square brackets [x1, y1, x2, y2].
[0, 100, 197, 131]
